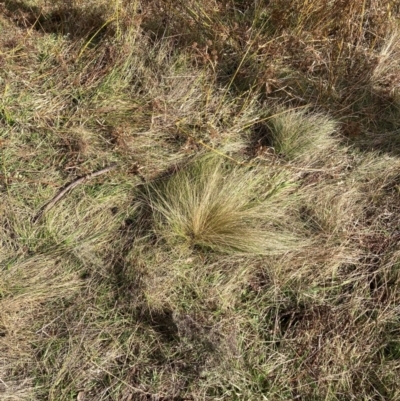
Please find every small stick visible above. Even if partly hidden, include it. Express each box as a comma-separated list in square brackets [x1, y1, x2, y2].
[32, 164, 117, 223]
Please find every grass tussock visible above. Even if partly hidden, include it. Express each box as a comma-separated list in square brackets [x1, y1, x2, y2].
[266, 107, 339, 162]
[1, 0, 400, 400]
[138, 155, 300, 254]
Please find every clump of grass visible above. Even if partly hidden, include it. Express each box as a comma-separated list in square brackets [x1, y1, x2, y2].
[266, 108, 339, 162]
[137, 155, 299, 254]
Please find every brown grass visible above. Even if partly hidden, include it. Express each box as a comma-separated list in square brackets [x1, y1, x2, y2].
[1, 0, 400, 400]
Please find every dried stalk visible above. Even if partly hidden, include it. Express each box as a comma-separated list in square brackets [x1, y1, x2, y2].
[32, 164, 117, 223]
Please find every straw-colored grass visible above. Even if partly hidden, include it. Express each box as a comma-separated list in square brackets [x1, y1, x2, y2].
[266, 108, 339, 162]
[1, 1, 400, 400]
[137, 155, 299, 254]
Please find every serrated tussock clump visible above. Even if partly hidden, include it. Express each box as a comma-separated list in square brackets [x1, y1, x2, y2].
[267, 108, 339, 162]
[137, 155, 300, 254]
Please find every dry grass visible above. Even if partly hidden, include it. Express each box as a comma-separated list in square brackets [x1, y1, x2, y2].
[1, 0, 400, 400]
[136, 155, 301, 254]
[265, 107, 339, 163]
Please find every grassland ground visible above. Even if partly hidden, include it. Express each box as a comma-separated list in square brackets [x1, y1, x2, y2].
[1, 1, 400, 400]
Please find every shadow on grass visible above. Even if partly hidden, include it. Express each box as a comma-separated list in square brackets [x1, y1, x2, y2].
[342, 96, 400, 157]
[2, 0, 113, 41]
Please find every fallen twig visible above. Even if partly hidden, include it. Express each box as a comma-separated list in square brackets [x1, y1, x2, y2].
[32, 164, 117, 223]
